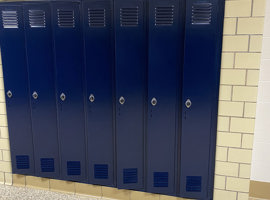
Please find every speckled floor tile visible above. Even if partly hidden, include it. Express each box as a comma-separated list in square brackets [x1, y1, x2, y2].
[0, 184, 105, 200]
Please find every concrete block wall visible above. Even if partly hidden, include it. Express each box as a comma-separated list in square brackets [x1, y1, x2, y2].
[0, 0, 267, 200]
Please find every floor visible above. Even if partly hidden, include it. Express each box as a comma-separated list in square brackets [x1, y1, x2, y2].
[0, 184, 112, 200]
[0, 184, 268, 200]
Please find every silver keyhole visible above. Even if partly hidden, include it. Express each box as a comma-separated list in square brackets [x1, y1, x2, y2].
[60, 93, 66, 101]
[185, 99, 192, 108]
[119, 96, 125, 105]
[151, 97, 157, 106]
[89, 94, 95, 103]
[32, 91, 38, 99]
[6, 90, 12, 98]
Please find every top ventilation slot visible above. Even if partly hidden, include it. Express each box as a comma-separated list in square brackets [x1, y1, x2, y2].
[2, 10, 18, 28]
[192, 3, 212, 25]
[88, 8, 106, 27]
[120, 7, 139, 27]
[29, 10, 46, 28]
[57, 9, 75, 28]
[155, 6, 174, 26]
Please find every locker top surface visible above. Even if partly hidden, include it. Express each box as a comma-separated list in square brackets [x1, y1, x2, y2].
[0, 0, 81, 4]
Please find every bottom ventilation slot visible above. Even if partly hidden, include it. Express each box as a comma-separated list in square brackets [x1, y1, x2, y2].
[123, 168, 138, 184]
[67, 161, 81, 176]
[16, 155, 30, 169]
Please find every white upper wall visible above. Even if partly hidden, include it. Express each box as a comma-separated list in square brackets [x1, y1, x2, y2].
[251, 0, 270, 182]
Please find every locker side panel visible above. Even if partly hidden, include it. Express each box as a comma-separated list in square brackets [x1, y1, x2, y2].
[52, 1, 86, 182]
[180, 0, 224, 199]
[83, 0, 115, 186]
[23, 3, 60, 179]
[114, 0, 147, 190]
[147, 0, 184, 195]
[0, 4, 35, 175]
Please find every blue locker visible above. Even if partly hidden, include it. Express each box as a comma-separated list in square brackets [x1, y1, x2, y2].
[0, 3, 35, 175]
[82, 0, 115, 186]
[23, 2, 60, 179]
[51, 0, 86, 182]
[147, 0, 184, 195]
[114, 0, 147, 190]
[180, 0, 224, 199]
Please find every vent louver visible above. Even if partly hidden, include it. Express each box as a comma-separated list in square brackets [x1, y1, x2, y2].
[57, 9, 75, 28]
[29, 10, 46, 28]
[88, 8, 106, 27]
[120, 7, 138, 27]
[192, 3, 212, 25]
[186, 176, 202, 192]
[67, 161, 81, 175]
[2, 10, 18, 28]
[155, 6, 174, 26]
[154, 172, 169, 187]
[16, 155, 29, 169]
[123, 168, 138, 184]
[94, 164, 108, 179]
[40, 158, 54, 172]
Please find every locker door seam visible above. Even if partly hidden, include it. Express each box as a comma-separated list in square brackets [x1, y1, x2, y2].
[22, 3, 36, 176]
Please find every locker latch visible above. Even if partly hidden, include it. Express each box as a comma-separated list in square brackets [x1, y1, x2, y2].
[89, 94, 95, 103]
[32, 91, 38, 99]
[6, 90, 12, 98]
[151, 97, 157, 106]
[60, 93, 66, 101]
[119, 96, 125, 105]
[185, 99, 192, 108]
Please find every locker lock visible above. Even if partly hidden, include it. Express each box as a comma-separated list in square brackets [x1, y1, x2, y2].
[32, 91, 38, 99]
[60, 93, 66, 101]
[151, 97, 157, 106]
[6, 90, 12, 98]
[185, 99, 192, 108]
[119, 96, 125, 105]
[89, 94, 95, 103]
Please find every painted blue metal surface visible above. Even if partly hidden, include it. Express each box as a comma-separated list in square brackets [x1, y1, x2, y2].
[82, 0, 115, 186]
[147, 0, 184, 195]
[206, 0, 225, 199]
[23, 2, 60, 179]
[51, 0, 86, 182]
[0, 0, 225, 197]
[0, 3, 35, 175]
[114, 0, 147, 190]
[180, 0, 224, 199]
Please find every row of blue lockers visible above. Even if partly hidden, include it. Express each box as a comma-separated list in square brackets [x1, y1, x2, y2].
[0, 0, 224, 199]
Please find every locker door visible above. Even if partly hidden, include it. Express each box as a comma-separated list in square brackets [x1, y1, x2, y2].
[147, 0, 184, 195]
[0, 4, 34, 175]
[51, 1, 86, 182]
[114, 0, 147, 190]
[180, 0, 224, 199]
[83, 0, 115, 186]
[23, 2, 60, 179]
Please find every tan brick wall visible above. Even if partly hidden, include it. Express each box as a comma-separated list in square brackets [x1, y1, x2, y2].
[214, 0, 266, 200]
[249, 1, 270, 199]
[0, 50, 12, 186]
[0, 0, 267, 200]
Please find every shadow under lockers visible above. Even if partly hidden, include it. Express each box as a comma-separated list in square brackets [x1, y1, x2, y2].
[0, 0, 225, 199]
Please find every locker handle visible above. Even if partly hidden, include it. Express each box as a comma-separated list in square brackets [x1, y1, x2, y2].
[185, 99, 192, 108]
[119, 96, 125, 105]
[89, 94, 95, 103]
[6, 90, 12, 98]
[60, 93, 66, 101]
[32, 91, 38, 100]
[151, 97, 157, 106]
